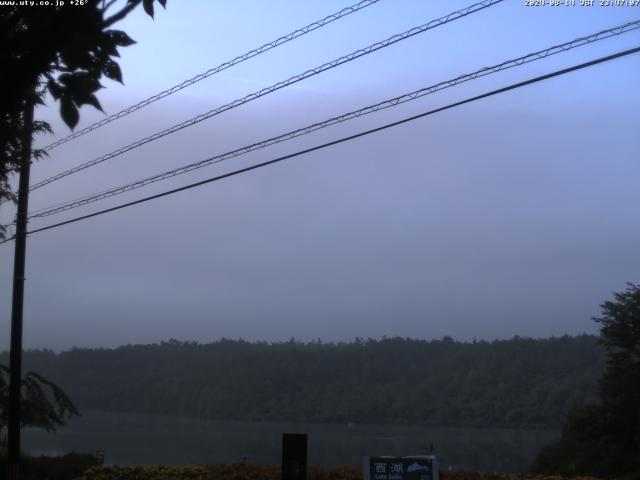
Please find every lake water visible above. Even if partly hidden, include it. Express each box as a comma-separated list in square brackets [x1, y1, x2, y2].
[23, 411, 557, 473]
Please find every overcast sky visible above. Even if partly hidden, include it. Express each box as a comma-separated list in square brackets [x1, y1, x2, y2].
[1, 0, 639, 351]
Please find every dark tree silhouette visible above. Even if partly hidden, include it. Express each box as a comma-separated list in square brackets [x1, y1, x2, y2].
[0, 365, 79, 437]
[533, 283, 640, 478]
[0, 0, 167, 224]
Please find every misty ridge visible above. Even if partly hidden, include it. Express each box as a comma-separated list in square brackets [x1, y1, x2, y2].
[1, 334, 602, 430]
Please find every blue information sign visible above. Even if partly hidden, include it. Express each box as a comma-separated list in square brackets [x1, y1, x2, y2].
[363, 456, 438, 480]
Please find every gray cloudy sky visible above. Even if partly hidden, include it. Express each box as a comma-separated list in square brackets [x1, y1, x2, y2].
[1, 0, 639, 350]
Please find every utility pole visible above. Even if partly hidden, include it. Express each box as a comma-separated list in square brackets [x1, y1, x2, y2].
[7, 96, 35, 480]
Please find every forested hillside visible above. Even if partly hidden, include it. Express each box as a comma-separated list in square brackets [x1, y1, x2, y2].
[1, 335, 603, 429]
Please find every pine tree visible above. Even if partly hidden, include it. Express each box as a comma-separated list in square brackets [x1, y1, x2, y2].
[533, 283, 640, 478]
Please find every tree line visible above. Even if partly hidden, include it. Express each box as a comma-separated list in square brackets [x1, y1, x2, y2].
[0, 335, 602, 429]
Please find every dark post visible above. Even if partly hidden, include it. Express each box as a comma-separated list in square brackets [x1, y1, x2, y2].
[7, 97, 35, 480]
[282, 433, 307, 480]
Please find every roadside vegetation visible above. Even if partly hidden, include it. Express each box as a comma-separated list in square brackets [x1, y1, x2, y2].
[0, 461, 609, 480]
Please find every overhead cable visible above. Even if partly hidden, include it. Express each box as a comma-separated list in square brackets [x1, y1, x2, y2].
[28, 19, 640, 220]
[9, 45, 636, 240]
[28, 0, 503, 193]
[41, 0, 385, 151]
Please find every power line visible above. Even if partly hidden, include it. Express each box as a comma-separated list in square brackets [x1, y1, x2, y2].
[13, 45, 638, 240]
[27, 0, 503, 193]
[41, 0, 384, 152]
[2, 235, 16, 244]
[26, 19, 640, 220]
